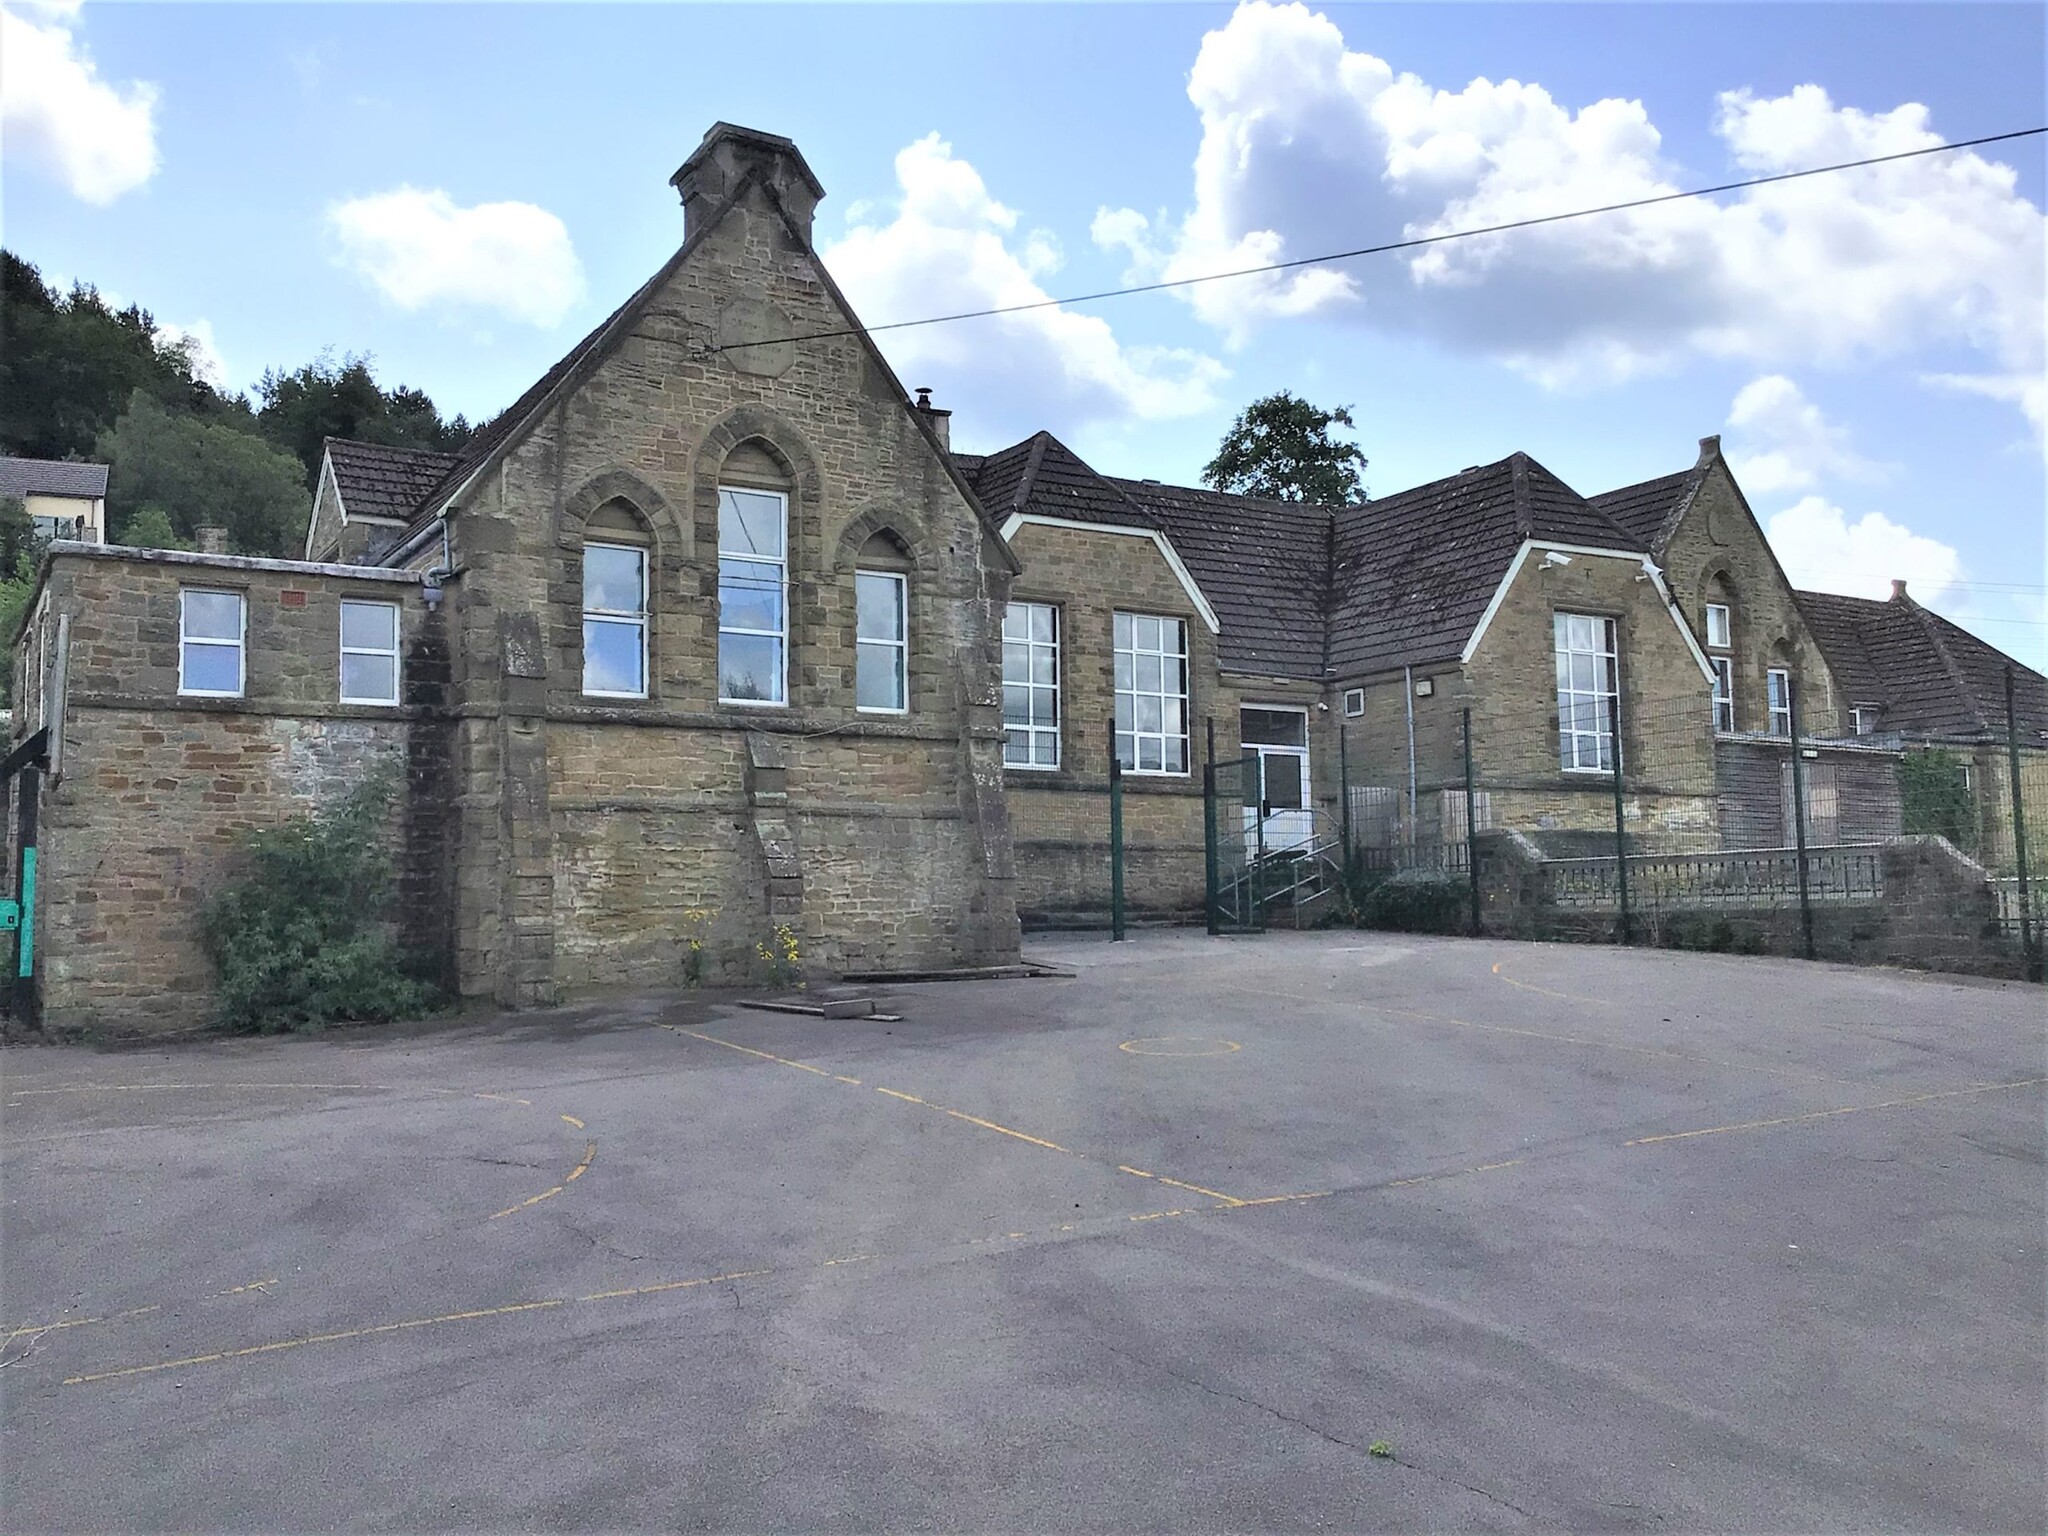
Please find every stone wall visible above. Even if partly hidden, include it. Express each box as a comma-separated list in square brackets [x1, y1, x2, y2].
[13, 547, 429, 1034]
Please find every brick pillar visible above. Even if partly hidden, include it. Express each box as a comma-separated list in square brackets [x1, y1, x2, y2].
[745, 733, 804, 927]
[496, 611, 557, 1007]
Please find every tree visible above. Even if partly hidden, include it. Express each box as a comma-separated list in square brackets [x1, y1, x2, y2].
[256, 353, 472, 490]
[99, 389, 308, 556]
[1202, 390, 1369, 505]
[114, 504, 192, 552]
[0, 496, 40, 705]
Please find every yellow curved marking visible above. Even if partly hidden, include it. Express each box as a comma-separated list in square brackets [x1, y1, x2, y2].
[559, 1114, 585, 1130]
[1490, 960, 1604, 1007]
[1119, 1037, 1243, 1057]
[488, 1141, 596, 1220]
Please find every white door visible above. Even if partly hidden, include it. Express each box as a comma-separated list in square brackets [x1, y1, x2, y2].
[1240, 706, 1313, 853]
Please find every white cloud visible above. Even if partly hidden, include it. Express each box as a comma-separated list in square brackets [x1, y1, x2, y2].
[1921, 370, 2047, 456]
[1097, 1, 2045, 408]
[821, 133, 1227, 444]
[1723, 375, 1876, 495]
[155, 319, 227, 390]
[325, 186, 585, 328]
[0, 1, 159, 204]
[1765, 496, 1964, 602]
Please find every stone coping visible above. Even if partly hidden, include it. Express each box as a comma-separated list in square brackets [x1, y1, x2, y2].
[46, 540, 425, 584]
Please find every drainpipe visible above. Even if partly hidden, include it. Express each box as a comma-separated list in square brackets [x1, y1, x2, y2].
[1404, 664, 1418, 848]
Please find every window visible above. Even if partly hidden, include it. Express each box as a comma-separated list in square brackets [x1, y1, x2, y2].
[1115, 611, 1189, 774]
[1710, 656, 1735, 733]
[1553, 612, 1618, 772]
[1001, 602, 1060, 768]
[855, 570, 907, 713]
[1851, 706, 1877, 737]
[717, 487, 787, 704]
[179, 589, 245, 697]
[1343, 687, 1365, 718]
[1705, 602, 1731, 650]
[339, 600, 400, 705]
[1767, 667, 1792, 736]
[583, 543, 648, 697]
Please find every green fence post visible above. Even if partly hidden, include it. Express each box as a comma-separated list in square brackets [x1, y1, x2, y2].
[1463, 707, 1482, 936]
[1338, 721, 1353, 881]
[1109, 739, 1126, 943]
[2006, 666, 2040, 982]
[1608, 693, 1631, 946]
[13, 763, 38, 1020]
[1786, 679, 1816, 961]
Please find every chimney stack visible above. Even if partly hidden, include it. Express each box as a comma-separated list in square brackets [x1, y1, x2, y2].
[1891, 579, 1909, 601]
[197, 525, 228, 555]
[671, 122, 826, 246]
[913, 387, 952, 451]
[1697, 434, 1722, 463]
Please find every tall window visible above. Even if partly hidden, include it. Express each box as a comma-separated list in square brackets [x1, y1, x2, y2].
[1704, 602, 1732, 650]
[855, 570, 907, 713]
[718, 487, 787, 704]
[179, 589, 245, 697]
[1767, 667, 1792, 736]
[1002, 602, 1060, 768]
[1554, 612, 1618, 772]
[339, 599, 400, 705]
[1710, 656, 1735, 733]
[1115, 611, 1189, 774]
[583, 543, 647, 697]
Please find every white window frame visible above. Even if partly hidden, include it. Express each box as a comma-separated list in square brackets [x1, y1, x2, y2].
[338, 599, 401, 706]
[178, 588, 246, 699]
[1710, 656, 1735, 734]
[1767, 667, 1792, 737]
[1002, 602, 1061, 770]
[1851, 706, 1876, 737]
[1704, 602, 1732, 651]
[1114, 610, 1191, 776]
[1554, 611, 1619, 774]
[1343, 687, 1365, 718]
[717, 487, 788, 707]
[582, 540, 649, 700]
[854, 568, 908, 715]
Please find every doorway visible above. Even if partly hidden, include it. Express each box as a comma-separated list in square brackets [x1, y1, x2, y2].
[1240, 706, 1313, 853]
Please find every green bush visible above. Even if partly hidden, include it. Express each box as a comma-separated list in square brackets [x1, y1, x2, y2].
[202, 773, 437, 1033]
[1355, 868, 1469, 934]
[1898, 748, 1976, 853]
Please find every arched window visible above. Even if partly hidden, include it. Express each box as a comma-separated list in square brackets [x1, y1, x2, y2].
[717, 441, 791, 705]
[854, 530, 911, 714]
[582, 499, 650, 698]
[1702, 574, 1735, 732]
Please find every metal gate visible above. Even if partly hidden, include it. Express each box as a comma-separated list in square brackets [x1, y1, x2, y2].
[1204, 752, 1264, 933]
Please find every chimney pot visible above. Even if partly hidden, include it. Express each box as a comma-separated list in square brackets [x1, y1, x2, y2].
[911, 385, 950, 450]
[1891, 579, 1909, 601]
[197, 525, 228, 555]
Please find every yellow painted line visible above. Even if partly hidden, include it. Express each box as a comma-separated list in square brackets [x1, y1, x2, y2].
[5, 1304, 160, 1340]
[577, 1268, 773, 1303]
[1491, 960, 1605, 1007]
[1118, 1165, 1154, 1179]
[1147, 1174, 1246, 1208]
[820, 1255, 871, 1268]
[1387, 1158, 1526, 1189]
[670, 1027, 836, 1078]
[63, 1299, 569, 1386]
[833, 1075, 863, 1086]
[1238, 1192, 1332, 1207]
[471, 1092, 534, 1107]
[559, 1115, 585, 1130]
[487, 1141, 596, 1221]
[1627, 1077, 2048, 1147]
[939, 1107, 1069, 1153]
[208, 1278, 278, 1299]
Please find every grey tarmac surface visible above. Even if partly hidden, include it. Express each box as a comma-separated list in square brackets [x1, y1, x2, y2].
[2, 932, 2042, 1533]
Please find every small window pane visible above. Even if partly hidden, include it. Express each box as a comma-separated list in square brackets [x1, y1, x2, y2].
[340, 601, 397, 651]
[718, 489, 786, 559]
[1114, 612, 1132, 648]
[856, 572, 903, 643]
[719, 559, 784, 634]
[857, 641, 904, 710]
[720, 633, 784, 703]
[584, 545, 645, 613]
[1002, 605, 1029, 641]
[1030, 605, 1055, 643]
[584, 619, 645, 695]
[183, 591, 241, 641]
[182, 644, 240, 695]
[341, 652, 398, 704]
[1705, 603, 1731, 649]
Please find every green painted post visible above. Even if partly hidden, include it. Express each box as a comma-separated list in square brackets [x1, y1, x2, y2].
[13, 764, 38, 1020]
[1787, 679, 1816, 961]
[1338, 722, 1353, 881]
[1109, 741, 1126, 943]
[2006, 666, 2040, 983]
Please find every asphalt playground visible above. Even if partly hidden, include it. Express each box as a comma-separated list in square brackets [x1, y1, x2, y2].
[2, 931, 2042, 1532]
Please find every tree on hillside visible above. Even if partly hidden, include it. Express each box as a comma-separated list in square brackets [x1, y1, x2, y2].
[99, 390, 307, 557]
[1202, 390, 1369, 505]
[256, 353, 472, 490]
[0, 251, 244, 462]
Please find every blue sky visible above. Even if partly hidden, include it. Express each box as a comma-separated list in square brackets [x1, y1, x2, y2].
[4, 1, 2043, 664]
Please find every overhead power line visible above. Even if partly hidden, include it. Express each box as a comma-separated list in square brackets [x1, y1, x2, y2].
[712, 125, 2047, 353]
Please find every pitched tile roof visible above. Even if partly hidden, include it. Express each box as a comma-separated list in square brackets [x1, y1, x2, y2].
[1796, 587, 2048, 739]
[0, 456, 107, 500]
[324, 439, 460, 523]
[1588, 465, 1700, 552]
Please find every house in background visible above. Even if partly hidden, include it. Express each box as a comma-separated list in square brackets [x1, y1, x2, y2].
[0, 456, 107, 544]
